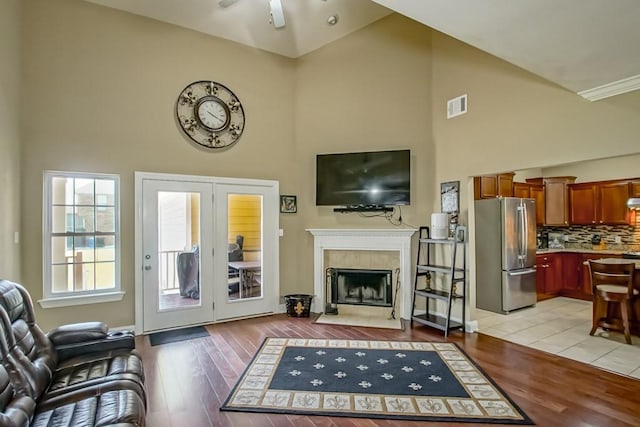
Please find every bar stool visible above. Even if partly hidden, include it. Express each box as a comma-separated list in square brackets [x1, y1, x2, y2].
[588, 260, 638, 344]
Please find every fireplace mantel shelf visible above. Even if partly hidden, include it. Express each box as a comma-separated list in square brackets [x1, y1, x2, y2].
[307, 228, 417, 237]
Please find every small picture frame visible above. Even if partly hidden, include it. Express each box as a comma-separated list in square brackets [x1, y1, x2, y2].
[440, 181, 460, 214]
[280, 195, 297, 213]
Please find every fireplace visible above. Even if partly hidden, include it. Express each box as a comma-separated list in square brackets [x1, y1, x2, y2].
[329, 268, 393, 307]
[307, 228, 416, 320]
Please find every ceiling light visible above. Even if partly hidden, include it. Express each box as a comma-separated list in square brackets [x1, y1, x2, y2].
[269, 0, 286, 29]
[327, 14, 339, 25]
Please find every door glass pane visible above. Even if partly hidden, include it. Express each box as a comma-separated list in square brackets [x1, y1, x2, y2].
[157, 191, 201, 311]
[227, 194, 263, 301]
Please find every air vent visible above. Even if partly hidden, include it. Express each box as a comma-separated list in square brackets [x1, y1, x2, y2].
[447, 94, 468, 119]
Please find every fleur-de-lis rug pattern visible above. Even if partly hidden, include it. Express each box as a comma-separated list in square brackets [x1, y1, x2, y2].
[221, 338, 534, 424]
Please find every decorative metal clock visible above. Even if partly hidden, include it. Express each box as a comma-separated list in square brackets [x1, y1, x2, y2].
[176, 80, 245, 149]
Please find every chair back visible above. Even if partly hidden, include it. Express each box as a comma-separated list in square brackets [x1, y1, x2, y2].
[588, 261, 635, 296]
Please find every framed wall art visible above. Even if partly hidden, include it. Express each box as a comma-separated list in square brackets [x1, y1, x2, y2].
[440, 181, 460, 214]
[280, 195, 297, 213]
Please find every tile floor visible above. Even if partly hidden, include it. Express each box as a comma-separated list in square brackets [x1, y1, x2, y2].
[475, 297, 640, 379]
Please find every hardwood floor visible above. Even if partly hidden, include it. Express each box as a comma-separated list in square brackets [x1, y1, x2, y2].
[135, 314, 640, 427]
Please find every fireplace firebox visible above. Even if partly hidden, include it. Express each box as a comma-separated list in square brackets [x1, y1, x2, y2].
[329, 268, 393, 307]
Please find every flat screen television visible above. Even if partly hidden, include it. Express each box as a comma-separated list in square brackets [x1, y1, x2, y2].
[316, 149, 410, 208]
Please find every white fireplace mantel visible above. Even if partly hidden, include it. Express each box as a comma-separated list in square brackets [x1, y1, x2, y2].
[306, 228, 417, 319]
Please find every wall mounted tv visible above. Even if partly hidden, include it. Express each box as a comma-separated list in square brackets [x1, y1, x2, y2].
[316, 149, 410, 210]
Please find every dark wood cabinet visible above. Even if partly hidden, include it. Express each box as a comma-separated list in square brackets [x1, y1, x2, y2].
[569, 183, 597, 225]
[536, 253, 562, 300]
[528, 182, 545, 226]
[569, 180, 633, 225]
[544, 177, 576, 226]
[497, 173, 515, 197]
[630, 180, 640, 197]
[513, 182, 530, 198]
[473, 173, 515, 200]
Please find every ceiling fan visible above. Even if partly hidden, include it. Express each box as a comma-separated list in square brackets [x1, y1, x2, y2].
[218, 0, 286, 29]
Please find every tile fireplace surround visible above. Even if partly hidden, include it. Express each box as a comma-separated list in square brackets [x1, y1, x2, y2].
[306, 229, 417, 320]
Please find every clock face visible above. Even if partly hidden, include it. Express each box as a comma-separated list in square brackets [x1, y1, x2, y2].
[197, 98, 229, 131]
[176, 81, 245, 149]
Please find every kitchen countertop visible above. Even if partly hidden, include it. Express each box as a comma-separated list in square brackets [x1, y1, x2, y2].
[583, 257, 640, 268]
[536, 248, 629, 255]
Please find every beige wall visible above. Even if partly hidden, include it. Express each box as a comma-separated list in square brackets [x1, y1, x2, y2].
[21, 0, 295, 329]
[292, 14, 434, 296]
[0, 0, 22, 282]
[429, 31, 640, 320]
[14, 1, 640, 330]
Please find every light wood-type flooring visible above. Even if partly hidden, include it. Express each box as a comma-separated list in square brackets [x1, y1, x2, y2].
[135, 313, 640, 427]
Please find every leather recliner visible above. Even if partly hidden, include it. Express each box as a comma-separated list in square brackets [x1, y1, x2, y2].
[0, 280, 146, 426]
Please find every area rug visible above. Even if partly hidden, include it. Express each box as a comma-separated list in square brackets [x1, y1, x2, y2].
[148, 325, 209, 346]
[221, 338, 533, 424]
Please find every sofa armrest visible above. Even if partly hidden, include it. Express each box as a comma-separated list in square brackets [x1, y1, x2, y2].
[48, 322, 109, 346]
[48, 323, 136, 362]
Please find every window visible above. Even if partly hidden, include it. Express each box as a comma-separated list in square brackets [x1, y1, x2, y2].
[41, 171, 123, 308]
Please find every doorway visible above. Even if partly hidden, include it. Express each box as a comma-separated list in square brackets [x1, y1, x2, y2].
[135, 172, 279, 333]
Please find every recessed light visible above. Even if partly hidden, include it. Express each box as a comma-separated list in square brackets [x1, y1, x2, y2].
[327, 14, 339, 25]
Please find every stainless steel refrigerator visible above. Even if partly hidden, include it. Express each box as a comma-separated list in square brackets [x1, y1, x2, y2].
[475, 197, 537, 314]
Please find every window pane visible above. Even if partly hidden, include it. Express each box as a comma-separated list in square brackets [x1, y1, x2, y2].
[52, 206, 74, 233]
[74, 236, 95, 262]
[96, 262, 116, 290]
[79, 263, 96, 291]
[95, 179, 115, 206]
[51, 236, 71, 264]
[51, 264, 71, 293]
[96, 236, 115, 262]
[96, 207, 115, 232]
[51, 177, 72, 205]
[76, 206, 95, 232]
[75, 178, 94, 205]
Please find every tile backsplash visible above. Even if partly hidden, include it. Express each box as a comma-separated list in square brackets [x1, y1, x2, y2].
[540, 215, 640, 251]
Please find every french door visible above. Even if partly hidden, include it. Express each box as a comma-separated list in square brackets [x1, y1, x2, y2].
[135, 173, 279, 333]
[140, 179, 214, 332]
[213, 182, 279, 321]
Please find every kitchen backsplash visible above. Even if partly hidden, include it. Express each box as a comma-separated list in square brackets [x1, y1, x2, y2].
[540, 215, 640, 251]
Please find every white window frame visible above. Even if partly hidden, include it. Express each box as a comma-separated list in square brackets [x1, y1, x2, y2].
[39, 171, 124, 308]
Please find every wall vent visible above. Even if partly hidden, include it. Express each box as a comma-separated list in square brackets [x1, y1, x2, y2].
[447, 94, 468, 119]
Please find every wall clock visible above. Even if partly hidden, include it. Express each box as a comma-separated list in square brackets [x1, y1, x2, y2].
[176, 80, 245, 149]
[441, 181, 460, 214]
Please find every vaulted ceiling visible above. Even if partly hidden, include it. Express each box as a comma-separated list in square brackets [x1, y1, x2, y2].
[85, 0, 640, 101]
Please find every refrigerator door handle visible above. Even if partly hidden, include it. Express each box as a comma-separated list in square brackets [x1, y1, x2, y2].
[517, 204, 526, 262]
[521, 201, 528, 258]
[507, 268, 537, 276]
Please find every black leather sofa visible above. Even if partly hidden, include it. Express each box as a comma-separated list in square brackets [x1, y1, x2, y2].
[0, 280, 146, 426]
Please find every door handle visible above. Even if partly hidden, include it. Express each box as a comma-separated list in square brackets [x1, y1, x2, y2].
[507, 268, 537, 276]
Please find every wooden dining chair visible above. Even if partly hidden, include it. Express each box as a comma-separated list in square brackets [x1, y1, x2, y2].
[588, 260, 638, 344]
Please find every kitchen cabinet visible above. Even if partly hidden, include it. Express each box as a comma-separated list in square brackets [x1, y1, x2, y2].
[630, 180, 640, 197]
[473, 173, 515, 199]
[569, 180, 632, 225]
[529, 183, 545, 226]
[569, 183, 597, 225]
[544, 177, 576, 226]
[513, 182, 530, 198]
[560, 253, 581, 297]
[536, 253, 562, 300]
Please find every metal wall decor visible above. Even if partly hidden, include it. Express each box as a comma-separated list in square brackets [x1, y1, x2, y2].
[176, 80, 245, 149]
